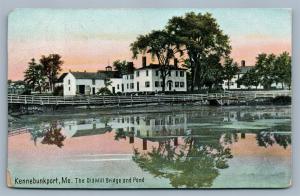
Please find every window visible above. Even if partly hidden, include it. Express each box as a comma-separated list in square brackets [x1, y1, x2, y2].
[155, 70, 159, 76]
[136, 71, 140, 77]
[168, 71, 171, 76]
[117, 84, 119, 89]
[180, 82, 184, 87]
[175, 82, 179, 87]
[130, 75, 134, 79]
[176, 71, 178, 77]
[127, 83, 129, 89]
[68, 79, 71, 85]
[145, 81, 150, 88]
[155, 81, 159, 87]
[126, 75, 128, 80]
[92, 79, 95, 85]
[69, 87, 71, 91]
[130, 83, 134, 89]
[180, 71, 184, 77]
[146, 70, 149, 76]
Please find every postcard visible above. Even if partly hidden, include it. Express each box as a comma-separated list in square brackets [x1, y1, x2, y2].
[7, 8, 292, 189]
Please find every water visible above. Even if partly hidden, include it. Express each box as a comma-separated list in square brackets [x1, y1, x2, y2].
[7, 105, 292, 188]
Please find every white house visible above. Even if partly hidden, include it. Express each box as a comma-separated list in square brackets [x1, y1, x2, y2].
[59, 57, 188, 96]
[62, 71, 107, 96]
[222, 60, 286, 90]
[109, 57, 187, 94]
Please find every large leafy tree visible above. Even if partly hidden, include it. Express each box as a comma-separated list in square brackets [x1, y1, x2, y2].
[222, 57, 239, 90]
[274, 52, 291, 89]
[24, 58, 46, 93]
[167, 12, 231, 91]
[255, 53, 276, 89]
[202, 54, 224, 90]
[40, 54, 63, 92]
[130, 30, 182, 92]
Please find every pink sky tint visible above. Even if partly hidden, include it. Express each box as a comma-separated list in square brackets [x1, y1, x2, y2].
[230, 35, 291, 66]
[8, 36, 291, 80]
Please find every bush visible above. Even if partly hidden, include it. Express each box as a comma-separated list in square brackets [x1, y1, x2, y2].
[97, 87, 112, 95]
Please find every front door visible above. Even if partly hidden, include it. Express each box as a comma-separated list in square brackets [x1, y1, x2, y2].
[137, 82, 139, 92]
[78, 85, 85, 94]
[168, 81, 172, 91]
[121, 84, 124, 92]
[112, 87, 115, 94]
[92, 87, 95, 95]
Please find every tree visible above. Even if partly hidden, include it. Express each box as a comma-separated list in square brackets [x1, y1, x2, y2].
[274, 52, 291, 89]
[113, 60, 129, 77]
[167, 12, 231, 91]
[255, 53, 276, 89]
[237, 69, 260, 89]
[202, 54, 224, 90]
[130, 30, 182, 92]
[97, 87, 112, 95]
[40, 54, 63, 92]
[24, 58, 46, 93]
[222, 57, 239, 90]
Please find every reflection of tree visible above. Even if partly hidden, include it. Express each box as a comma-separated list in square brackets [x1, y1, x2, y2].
[256, 132, 291, 149]
[114, 128, 127, 141]
[29, 122, 66, 148]
[41, 123, 66, 148]
[133, 134, 234, 188]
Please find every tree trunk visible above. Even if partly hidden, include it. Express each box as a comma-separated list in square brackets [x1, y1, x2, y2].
[190, 66, 195, 92]
[227, 79, 230, 90]
[161, 71, 166, 92]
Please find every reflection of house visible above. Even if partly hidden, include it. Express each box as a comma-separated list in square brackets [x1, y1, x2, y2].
[59, 57, 188, 96]
[62, 119, 111, 138]
[109, 113, 188, 139]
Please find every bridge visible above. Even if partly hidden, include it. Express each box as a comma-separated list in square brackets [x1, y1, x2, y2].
[8, 90, 291, 106]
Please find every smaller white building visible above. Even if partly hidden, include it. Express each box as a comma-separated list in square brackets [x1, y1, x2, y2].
[62, 72, 107, 96]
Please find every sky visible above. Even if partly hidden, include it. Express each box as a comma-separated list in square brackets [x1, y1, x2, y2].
[8, 8, 292, 80]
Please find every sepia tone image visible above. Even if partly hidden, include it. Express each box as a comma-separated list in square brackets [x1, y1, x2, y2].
[7, 8, 292, 188]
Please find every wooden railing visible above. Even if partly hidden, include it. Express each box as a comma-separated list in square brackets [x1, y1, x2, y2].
[7, 90, 291, 106]
[8, 127, 31, 137]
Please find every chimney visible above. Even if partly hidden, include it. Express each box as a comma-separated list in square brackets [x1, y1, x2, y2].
[127, 62, 134, 73]
[241, 60, 246, 67]
[174, 58, 178, 67]
[142, 56, 146, 68]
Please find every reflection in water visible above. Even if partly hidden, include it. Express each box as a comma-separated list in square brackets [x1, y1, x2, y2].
[256, 132, 291, 149]
[30, 122, 66, 148]
[133, 135, 234, 188]
[9, 106, 291, 188]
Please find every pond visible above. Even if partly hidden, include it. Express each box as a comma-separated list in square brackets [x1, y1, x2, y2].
[7, 105, 292, 188]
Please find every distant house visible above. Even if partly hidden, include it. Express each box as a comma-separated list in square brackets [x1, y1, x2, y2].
[7, 81, 26, 94]
[222, 60, 286, 90]
[60, 57, 187, 96]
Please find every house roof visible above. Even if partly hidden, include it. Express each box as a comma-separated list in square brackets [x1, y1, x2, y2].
[72, 126, 112, 137]
[136, 64, 187, 71]
[57, 73, 68, 83]
[238, 66, 253, 74]
[70, 72, 108, 80]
